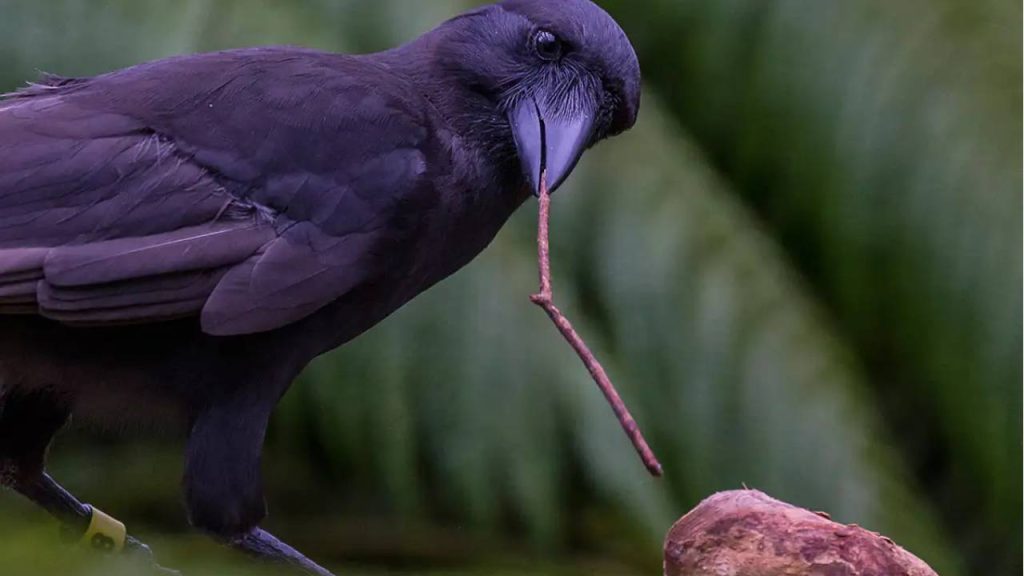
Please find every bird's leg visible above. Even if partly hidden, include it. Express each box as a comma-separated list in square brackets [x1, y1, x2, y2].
[226, 528, 335, 576]
[0, 391, 178, 575]
[184, 397, 335, 576]
[17, 473, 179, 574]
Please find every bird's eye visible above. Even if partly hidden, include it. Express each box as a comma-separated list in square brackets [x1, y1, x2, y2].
[532, 30, 563, 61]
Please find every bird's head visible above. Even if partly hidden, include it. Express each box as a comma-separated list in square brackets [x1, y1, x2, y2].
[428, 0, 641, 195]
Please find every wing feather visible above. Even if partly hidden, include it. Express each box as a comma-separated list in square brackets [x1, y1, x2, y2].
[44, 223, 275, 287]
[41, 298, 210, 326]
[38, 268, 226, 317]
[202, 223, 376, 335]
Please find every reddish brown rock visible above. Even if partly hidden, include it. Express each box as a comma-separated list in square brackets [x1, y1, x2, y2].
[664, 490, 938, 576]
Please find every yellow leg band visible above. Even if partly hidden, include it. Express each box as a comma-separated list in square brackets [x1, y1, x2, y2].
[80, 506, 126, 554]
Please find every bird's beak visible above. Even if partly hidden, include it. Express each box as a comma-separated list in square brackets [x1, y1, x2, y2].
[510, 97, 596, 196]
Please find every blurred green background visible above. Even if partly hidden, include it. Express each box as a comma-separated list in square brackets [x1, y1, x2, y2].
[0, 1, 1019, 575]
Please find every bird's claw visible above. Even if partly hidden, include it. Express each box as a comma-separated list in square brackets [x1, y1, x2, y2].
[127, 537, 182, 575]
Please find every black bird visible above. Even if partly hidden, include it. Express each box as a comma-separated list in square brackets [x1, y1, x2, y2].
[0, 1, 640, 573]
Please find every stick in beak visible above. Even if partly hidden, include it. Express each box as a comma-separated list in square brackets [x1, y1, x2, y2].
[530, 171, 663, 477]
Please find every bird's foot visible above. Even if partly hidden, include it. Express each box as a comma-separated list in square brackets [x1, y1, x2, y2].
[124, 535, 182, 575]
[226, 527, 335, 576]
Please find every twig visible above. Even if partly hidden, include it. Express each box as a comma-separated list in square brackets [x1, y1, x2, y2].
[530, 173, 663, 477]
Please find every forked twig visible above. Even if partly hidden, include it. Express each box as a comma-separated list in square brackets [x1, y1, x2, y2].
[530, 173, 663, 477]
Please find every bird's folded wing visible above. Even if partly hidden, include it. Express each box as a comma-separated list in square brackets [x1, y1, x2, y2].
[1, 58, 436, 334]
[0, 172, 386, 332]
[0, 105, 347, 331]
[0, 219, 377, 332]
[0, 217, 282, 325]
[31, 224, 274, 324]
[0, 153, 381, 332]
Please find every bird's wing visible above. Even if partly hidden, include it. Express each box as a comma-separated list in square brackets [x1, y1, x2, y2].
[0, 49, 440, 334]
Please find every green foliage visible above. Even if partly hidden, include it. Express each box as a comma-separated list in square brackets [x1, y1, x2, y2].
[0, 1, 1018, 575]
[601, 0, 1021, 571]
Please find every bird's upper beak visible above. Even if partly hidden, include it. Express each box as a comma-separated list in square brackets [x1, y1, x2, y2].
[510, 95, 596, 196]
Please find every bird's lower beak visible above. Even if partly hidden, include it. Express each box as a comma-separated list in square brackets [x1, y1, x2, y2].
[510, 97, 596, 196]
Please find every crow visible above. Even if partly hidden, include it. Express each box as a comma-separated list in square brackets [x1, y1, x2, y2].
[0, 1, 641, 573]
